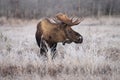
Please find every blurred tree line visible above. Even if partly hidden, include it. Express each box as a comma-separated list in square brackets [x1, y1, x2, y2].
[0, 0, 120, 19]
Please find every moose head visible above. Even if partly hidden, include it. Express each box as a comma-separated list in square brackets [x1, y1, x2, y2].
[35, 13, 83, 58]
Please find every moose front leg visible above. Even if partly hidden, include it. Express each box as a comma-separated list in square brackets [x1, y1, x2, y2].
[40, 40, 57, 59]
[39, 37, 48, 57]
[40, 41, 48, 57]
[50, 43, 57, 59]
[46, 42, 57, 59]
[62, 39, 72, 45]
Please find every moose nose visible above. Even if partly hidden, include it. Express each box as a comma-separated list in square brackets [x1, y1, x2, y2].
[74, 36, 83, 43]
[78, 36, 83, 43]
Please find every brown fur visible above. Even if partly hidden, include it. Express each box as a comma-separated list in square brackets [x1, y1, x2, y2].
[40, 18, 67, 42]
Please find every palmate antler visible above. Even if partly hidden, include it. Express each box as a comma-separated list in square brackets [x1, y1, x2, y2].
[56, 13, 84, 26]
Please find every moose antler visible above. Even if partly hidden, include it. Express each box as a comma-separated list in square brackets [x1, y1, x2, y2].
[56, 13, 84, 26]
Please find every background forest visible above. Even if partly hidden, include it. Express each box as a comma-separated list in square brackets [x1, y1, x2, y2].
[0, 0, 120, 19]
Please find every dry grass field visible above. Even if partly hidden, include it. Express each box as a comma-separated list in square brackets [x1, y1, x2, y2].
[0, 17, 120, 80]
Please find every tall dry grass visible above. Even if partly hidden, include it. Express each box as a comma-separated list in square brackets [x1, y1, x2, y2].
[0, 17, 120, 80]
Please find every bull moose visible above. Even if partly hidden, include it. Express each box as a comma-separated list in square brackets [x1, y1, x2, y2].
[35, 13, 83, 58]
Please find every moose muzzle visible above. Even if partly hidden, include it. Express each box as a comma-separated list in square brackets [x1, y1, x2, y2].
[74, 35, 83, 43]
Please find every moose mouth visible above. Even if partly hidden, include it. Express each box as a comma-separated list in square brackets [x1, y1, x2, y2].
[62, 39, 72, 45]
